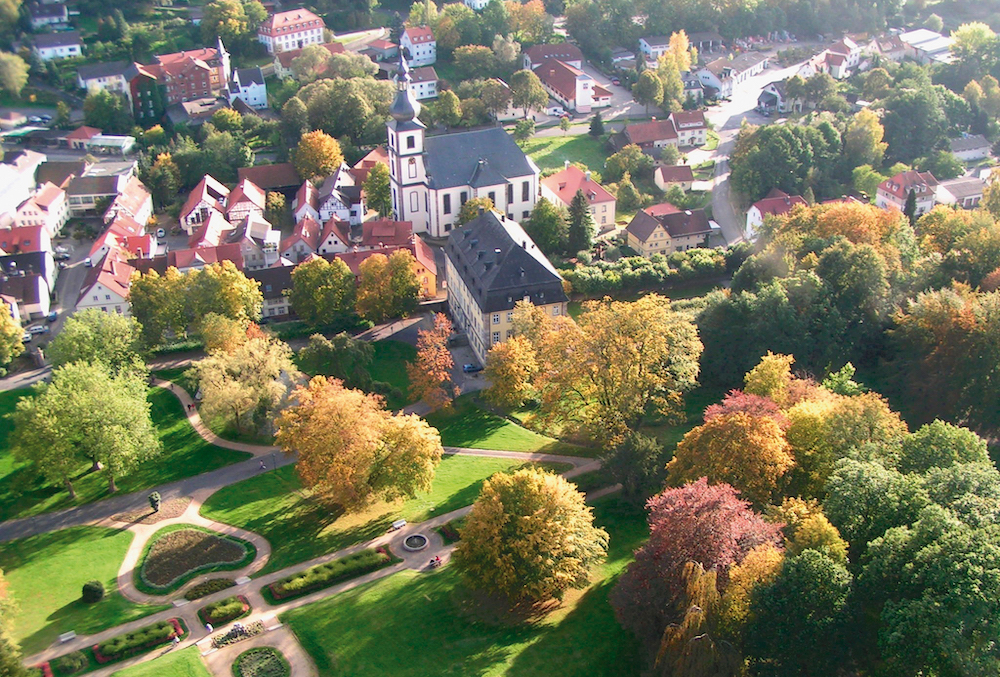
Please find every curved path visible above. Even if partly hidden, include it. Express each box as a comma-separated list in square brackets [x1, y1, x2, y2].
[12, 381, 612, 675]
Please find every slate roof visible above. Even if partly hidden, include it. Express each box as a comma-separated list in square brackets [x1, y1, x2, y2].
[66, 175, 121, 197]
[445, 210, 566, 314]
[0, 272, 44, 307]
[238, 163, 301, 191]
[949, 134, 989, 153]
[659, 209, 713, 238]
[425, 128, 536, 190]
[33, 31, 80, 48]
[624, 118, 677, 145]
[77, 60, 130, 81]
[36, 161, 85, 188]
[524, 42, 583, 64]
[247, 265, 293, 300]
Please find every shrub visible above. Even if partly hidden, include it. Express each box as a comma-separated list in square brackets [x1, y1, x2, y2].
[93, 619, 184, 663]
[30, 664, 51, 677]
[198, 595, 249, 625]
[81, 580, 104, 603]
[562, 248, 730, 297]
[184, 578, 236, 600]
[268, 548, 393, 600]
[233, 647, 290, 677]
[51, 651, 87, 675]
[437, 520, 463, 544]
[148, 491, 161, 512]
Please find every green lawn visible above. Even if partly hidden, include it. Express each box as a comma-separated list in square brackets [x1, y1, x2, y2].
[368, 340, 417, 410]
[0, 526, 169, 656]
[282, 497, 647, 677]
[521, 135, 610, 175]
[201, 455, 571, 576]
[111, 647, 211, 677]
[0, 388, 251, 522]
[704, 130, 720, 151]
[425, 396, 595, 457]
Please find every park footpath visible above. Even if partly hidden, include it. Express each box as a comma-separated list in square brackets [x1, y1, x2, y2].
[11, 382, 613, 677]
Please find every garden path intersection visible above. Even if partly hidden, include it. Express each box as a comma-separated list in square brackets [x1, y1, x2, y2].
[2, 381, 611, 676]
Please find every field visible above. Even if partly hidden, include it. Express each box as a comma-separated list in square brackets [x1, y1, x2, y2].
[0, 388, 250, 521]
[521, 135, 610, 175]
[282, 497, 648, 677]
[110, 647, 211, 677]
[0, 526, 168, 655]
[200, 455, 571, 575]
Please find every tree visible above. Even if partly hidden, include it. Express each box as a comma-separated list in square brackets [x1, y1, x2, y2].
[243, 0, 266, 27]
[667, 412, 794, 505]
[567, 189, 594, 253]
[844, 108, 887, 167]
[264, 191, 286, 227]
[128, 267, 187, 347]
[192, 336, 297, 435]
[512, 118, 535, 143]
[458, 196, 494, 224]
[612, 479, 783, 648]
[454, 45, 496, 79]
[704, 390, 787, 427]
[605, 144, 654, 183]
[363, 162, 392, 217]
[48, 309, 146, 379]
[484, 335, 537, 409]
[355, 251, 419, 323]
[211, 107, 243, 133]
[0, 305, 23, 366]
[326, 52, 378, 79]
[198, 313, 248, 354]
[201, 0, 248, 43]
[616, 172, 642, 212]
[882, 87, 947, 163]
[717, 544, 784, 644]
[387, 248, 421, 315]
[659, 143, 680, 166]
[634, 70, 663, 114]
[407, 313, 456, 410]
[145, 153, 181, 210]
[509, 69, 547, 117]
[863, 67, 892, 100]
[187, 260, 263, 326]
[482, 78, 513, 119]
[743, 352, 795, 405]
[275, 376, 443, 508]
[10, 362, 161, 495]
[0, 53, 29, 97]
[917, 150, 963, 181]
[149, 491, 161, 512]
[294, 130, 344, 181]
[281, 96, 309, 147]
[452, 467, 608, 604]
[289, 257, 356, 327]
[852, 165, 887, 202]
[83, 90, 133, 135]
[559, 116, 571, 135]
[297, 333, 373, 390]
[0, 635, 30, 677]
[897, 420, 989, 474]
[903, 188, 917, 225]
[744, 551, 853, 677]
[54, 101, 72, 129]
[603, 431, 663, 500]
[523, 197, 567, 255]
[589, 112, 604, 137]
[436, 89, 462, 127]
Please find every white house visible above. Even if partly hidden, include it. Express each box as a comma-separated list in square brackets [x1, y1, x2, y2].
[257, 8, 326, 54]
[293, 180, 319, 223]
[900, 28, 954, 65]
[410, 66, 438, 100]
[103, 176, 152, 227]
[937, 177, 985, 210]
[698, 53, 769, 98]
[21, 182, 70, 235]
[758, 79, 804, 114]
[228, 67, 267, 109]
[639, 36, 671, 62]
[179, 174, 229, 234]
[76, 61, 130, 96]
[33, 31, 82, 61]
[225, 178, 266, 224]
[876, 170, 939, 216]
[464, 0, 489, 9]
[535, 58, 610, 114]
[28, 1, 68, 29]
[76, 248, 134, 316]
[745, 189, 808, 240]
[400, 26, 436, 66]
[949, 134, 990, 162]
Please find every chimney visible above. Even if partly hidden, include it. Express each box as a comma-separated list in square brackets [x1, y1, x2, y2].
[564, 160, 570, 169]
[585, 171, 592, 181]
[477, 206, 484, 215]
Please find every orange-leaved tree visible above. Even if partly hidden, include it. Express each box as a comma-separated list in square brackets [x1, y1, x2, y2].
[407, 313, 457, 411]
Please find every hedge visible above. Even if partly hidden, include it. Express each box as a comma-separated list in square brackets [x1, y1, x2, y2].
[92, 619, 185, 664]
[267, 548, 394, 601]
[233, 647, 290, 677]
[50, 651, 87, 675]
[198, 595, 250, 626]
[184, 578, 237, 601]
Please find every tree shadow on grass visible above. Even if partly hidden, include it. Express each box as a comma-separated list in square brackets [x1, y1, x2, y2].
[427, 405, 510, 448]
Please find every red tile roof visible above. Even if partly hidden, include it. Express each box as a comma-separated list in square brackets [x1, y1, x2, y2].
[751, 189, 808, 217]
[536, 58, 586, 102]
[656, 164, 695, 184]
[625, 118, 677, 145]
[188, 210, 233, 248]
[237, 163, 301, 190]
[368, 39, 397, 50]
[331, 237, 436, 278]
[65, 126, 101, 141]
[280, 216, 321, 253]
[645, 203, 681, 216]
[259, 9, 325, 36]
[180, 175, 230, 222]
[226, 178, 266, 216]
[671, 110, 707, 129]
[108, 176, 151, 220]
[404, 26, 434, 44]
[33, 182, 63, 210]
[0, 225, 45, 253]
[168, 243, 244, 270]
[878, 170, 938, 201]
[541, 165, 615, 208]
[79, 248, 134, 303]
[295, 180, 318, 214]
[274, 42, 345, 68]
[350, 146, 389, 185]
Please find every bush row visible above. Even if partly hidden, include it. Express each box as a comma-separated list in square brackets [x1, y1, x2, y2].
[93, 619, 185, 664]
[50, 651, 87, 676]
[268, 548, 393, 601]
[184, 578, 236, 601]
[198, 595, 250, 626]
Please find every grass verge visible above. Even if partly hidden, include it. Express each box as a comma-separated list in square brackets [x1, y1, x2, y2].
[109, 646, 211, 677]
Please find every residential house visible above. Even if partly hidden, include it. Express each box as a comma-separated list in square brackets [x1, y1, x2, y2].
[698, 53, 769, 98]
[279, 216, 322, 262]
[826, 36, 861, 76]
[179, 174, 229, 234]
[0, 244, 57, 291]
[610, 47, 636, 65]
[333, 235, 437, 298]
[33, 31, 82, 61]
[66, 174, 126, 215]
[188, 209, 235, 248]
[410, 66, 438, 100]
[617, 111, 707, 151]
[293, 181, 319, 223]
[540, 164, 617, 229]
[76, 61, 130, 96]
[937, 176, 985, 209]
[758, 79, 803, 114]
[364, 39, 399, 63]
[317, 218, 414, 255]
[65, 126, 101, 150]
[871, 34, 906, 61]
[745, 188, 808, 239]
[535, 58, 611, 114]
[27, 1, 68, 29]
[654, 164, 695, 192]
[0, 225, 51, 256]
[149, 40, 231, 105]
[0, 269, 49, 321]
[949, 134, 990, 162]
[272, 41, 345, 78]
[464, 0, 489, 10]
[228, 67, 267, 109]
[248, 264, 294, 319]
[225, 212, 280, 269]
[76, 248, 134, 316]
[400, 26, 436, 66]
[0, 150, 46, 216]
[257, 8, 326, 54]
[682, 73, 704, 104]
[103, 176, 152, 226]
[349, 146, 389, 185]
[237, 163, 301, 195]
[876, 170, 938, 216]
[626, 206, 715, 256]
[226, 177, 266, 223]
[639, 36, 671, 62]
[124, 62, 166, 123]
[523, 43, 584, 71]
[317, 167, 359, 222]
[900, 28, 953, 64]
[445, 209, 568, 362]
[671, 110, 708, 146]
[22, 182, 70, 235]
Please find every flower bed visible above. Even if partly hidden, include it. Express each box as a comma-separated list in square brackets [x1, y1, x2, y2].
[184, 578, 237, 601]
[136, 525, 255, 594]
[198, 595, 250, 626]
[210, 620, 265, 649]
[267, 548, 394, 601]
[233, 647, 290, 677]
[92, 618, 185, 664]
[30, 663, 52, 677]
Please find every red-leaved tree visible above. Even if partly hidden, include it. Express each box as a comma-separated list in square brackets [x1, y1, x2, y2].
[704, 389, 789, 429]
[611, 478, 784, 649]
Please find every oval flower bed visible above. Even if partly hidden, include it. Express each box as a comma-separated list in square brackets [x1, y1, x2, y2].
[233, 646, 290, 677]
[267, 548, 395, 602]
[136, 525, 256, 595]
[198, 595, 251, 627]
[93, 618, 186, 664]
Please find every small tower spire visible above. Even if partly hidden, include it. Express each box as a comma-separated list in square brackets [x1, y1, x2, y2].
[388, 52, 421, 122]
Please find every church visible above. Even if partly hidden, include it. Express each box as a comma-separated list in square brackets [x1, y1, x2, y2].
[387, 57, 540, 238]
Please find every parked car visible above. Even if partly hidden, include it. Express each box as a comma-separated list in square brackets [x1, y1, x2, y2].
[27, 116, 41, 123]
[84, 257, 92, 267]
[463, 363, 483, 373]
[156, 227, 166, 238]
[21, 333, 31, 343]
[28, 325, 49, 335]
[611, 77, 621, 85]
[39, 114, 52, 122]
[46, 311, 58, 323]
[547, 105, 566, 117]
[54, 252, 70, 261]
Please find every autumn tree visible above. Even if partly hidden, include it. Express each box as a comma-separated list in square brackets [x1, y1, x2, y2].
[363, 162, 392, 217]
[0, 306, 23, 366]
[436, 89, 462, 127]
[128, 267, 187, 347]
[743, 352, 795, 405]
[844, 108, 887, 168]
[294, 130, 344, 181]
[481, 78, 513, 118]
[296, 333, 373, 390]
[10, 362, 161, 495]
[717, 544, 784, 644]
[458, 197, 494, 224]
[201, 0, 248, 43]
[145, 153, 180, 209]
[407, 313, 456, 410]
[704, 390, 787, 428]
[483, 335, 537, 409]
[667, 412, 794, 505]
[355, 250, 420, 322]
[264, 191, 286, 226]
[192, 336, 297, 435]
[275, 376, 443, 508]
[509, 68, 547, 117]
[452, 467, 608, 604]
[612, 479, 783, 648]
[786, 513, 848, 564]
[0, 53, 29, 97]
[289, 256, 356, 327]
[198, 313, 248, 354]
[48, 309, 146, 379]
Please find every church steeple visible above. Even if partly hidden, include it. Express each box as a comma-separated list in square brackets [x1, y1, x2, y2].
[388, 53, 421, 123]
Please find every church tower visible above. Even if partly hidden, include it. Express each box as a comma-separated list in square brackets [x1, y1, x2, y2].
[386, 54, 429, 232]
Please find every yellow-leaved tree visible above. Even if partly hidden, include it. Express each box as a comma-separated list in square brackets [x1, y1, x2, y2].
[483, 335, 538, 410]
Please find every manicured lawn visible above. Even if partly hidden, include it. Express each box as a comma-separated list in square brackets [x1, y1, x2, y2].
[201, 455, 571, 575]
[0, 388, 250, 521]
[521, 135, 610, 175]
[111, 647, 211, 677]
[282, 497, 647, 677]
[0, 526, 169, 656]
[425, 396, 595, 457]
[704, 129, 720, 151]
[368, 340, 417, 409]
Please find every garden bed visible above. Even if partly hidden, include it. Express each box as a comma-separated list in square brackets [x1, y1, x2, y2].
[184, 578, 237, 601]
[266, 548, 396, 602]
[233, 646, 290, 677]
[93, 618, 186, 664]
[136, 525, 256, 595]
[210, 620, 265, 649]
[198, 595, 251, 627]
